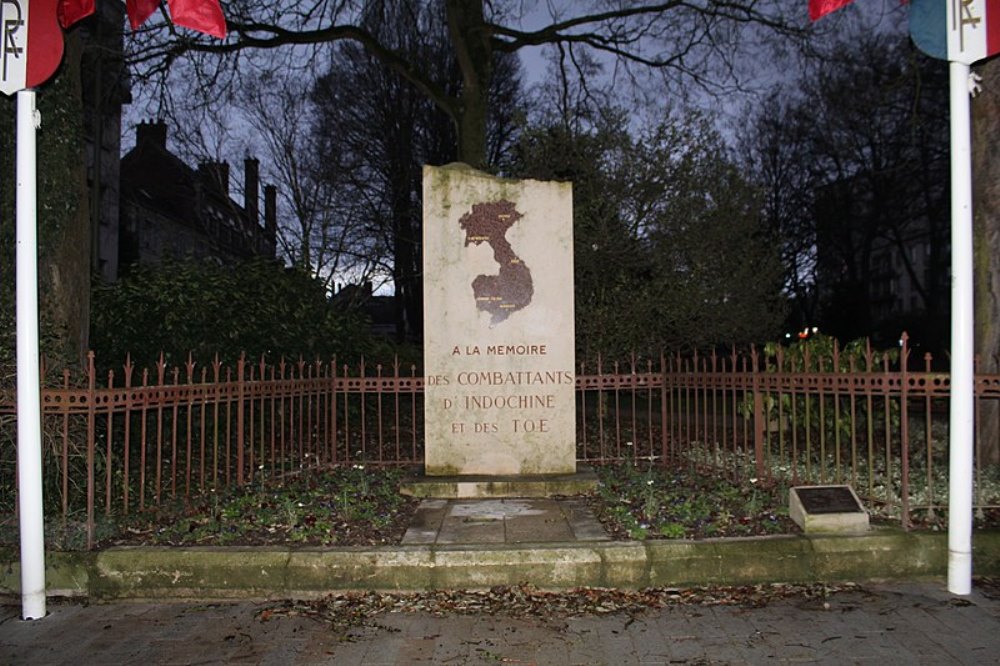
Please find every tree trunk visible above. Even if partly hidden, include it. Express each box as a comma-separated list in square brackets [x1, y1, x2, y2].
[445, 0, 492, 169]
[43, 34, 92, 366]
[972, 58, 1000, 465]
[0, 34, 91, 371]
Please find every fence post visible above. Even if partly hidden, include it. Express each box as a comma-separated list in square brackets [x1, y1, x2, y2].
[660, 351, 668, 464]
[236, 353, 246, 486]
[331, 357, 338, 464]
[123, 356, 133, 514]
[900, 333, 910, 530]
[86, 352, 96, 549]
[751, 346, 765, 481]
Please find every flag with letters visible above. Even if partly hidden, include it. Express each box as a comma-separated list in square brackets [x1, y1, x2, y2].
[910, 0, 1000, 64]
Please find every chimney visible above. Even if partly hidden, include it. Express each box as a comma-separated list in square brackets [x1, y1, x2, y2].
[244, 157, 260, 227]
[136, 120, 167, 149]
[264, 184, 277, 239]
[197, 161, 230, 196]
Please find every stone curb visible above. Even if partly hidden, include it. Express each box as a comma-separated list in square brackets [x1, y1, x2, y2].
[2, 530, 997, 601]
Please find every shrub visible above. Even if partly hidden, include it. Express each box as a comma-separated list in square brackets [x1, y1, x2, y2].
[90, 257, 381, 370]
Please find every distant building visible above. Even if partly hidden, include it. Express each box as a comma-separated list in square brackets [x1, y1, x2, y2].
[813, 173, 949, 351]
[332, 281, 398, 339]
[118, 121, 277, 271]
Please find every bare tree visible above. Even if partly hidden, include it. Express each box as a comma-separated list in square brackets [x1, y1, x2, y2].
[306, 1, 523, 339]
[237, 74, 383, 290]
[126, 0, 802, 168]
[740, 92, 819, 331]
[742, 31, 949, 349]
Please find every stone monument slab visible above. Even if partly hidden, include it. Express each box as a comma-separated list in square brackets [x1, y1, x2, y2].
[422, 164, 575, 477]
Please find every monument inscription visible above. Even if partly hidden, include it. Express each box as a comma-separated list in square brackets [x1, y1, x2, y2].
[423, 164, 575, 476]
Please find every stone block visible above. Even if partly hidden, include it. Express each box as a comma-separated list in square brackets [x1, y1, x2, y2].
[422, 164, 576, 477]
[400, 469, 598, 498]
[789, 485, 869, 534]
[93, 547, 289, 599]
[430, 545, 602, 589]
[285, 548, 436, 593]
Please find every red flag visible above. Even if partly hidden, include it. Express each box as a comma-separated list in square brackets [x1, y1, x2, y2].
[126, 0, 161, 30]
[167, 0, 227, 38]
[60, 0, 226, 39]
[57, 0, 96, 28]
[809, 0, 856, 20]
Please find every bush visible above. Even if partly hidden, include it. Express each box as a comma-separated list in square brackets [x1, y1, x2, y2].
[90, 257, 381, 370]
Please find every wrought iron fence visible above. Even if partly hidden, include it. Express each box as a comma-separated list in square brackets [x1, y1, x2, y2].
[1, 335, 999, 547]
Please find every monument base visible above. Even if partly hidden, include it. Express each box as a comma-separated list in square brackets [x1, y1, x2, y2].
[401, 467, 598, 499]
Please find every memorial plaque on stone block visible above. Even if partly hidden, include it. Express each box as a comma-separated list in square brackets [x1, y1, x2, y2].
[795, 486, 864, 514]
[422, 164, 575, 477]
[789, 485, 869, 534]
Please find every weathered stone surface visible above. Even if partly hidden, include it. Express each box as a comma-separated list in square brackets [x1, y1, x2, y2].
[401, 470, 598, 498]
[422, 164, 575, 476]
[0, 552, 92, 598]
[646, 540, 724, 586]
[92, 547, 289, 599]
[1, 530, 996, 600]
[808, 529, 946, 580]
[285, 549, 437, 593]
[709, 536, 813, 584]
[789, 485, 870, 534]
[430, 546, 602, 588]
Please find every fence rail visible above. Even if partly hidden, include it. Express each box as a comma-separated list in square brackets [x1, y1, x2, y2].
[2, 336, 999, 547]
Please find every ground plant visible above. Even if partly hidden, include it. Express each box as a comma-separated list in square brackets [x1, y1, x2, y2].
[589, 462, 796, 540]
[1, 457, 995, 552]
[0, 461, 799, 550]
[0, 466, 418, 551]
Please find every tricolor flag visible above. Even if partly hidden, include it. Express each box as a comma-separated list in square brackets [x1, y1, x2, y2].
[911, 0, 1000, 64]
[0, 0, 66, 95]
[59, 0, 226, 38]
[809, 0, 856, 21]
[947, 0, 1000, 64]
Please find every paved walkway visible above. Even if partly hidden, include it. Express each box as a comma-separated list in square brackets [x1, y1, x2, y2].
[2, 499, 998, 663]
[402, 498, 610, 545]
[2, 582, 998, 664]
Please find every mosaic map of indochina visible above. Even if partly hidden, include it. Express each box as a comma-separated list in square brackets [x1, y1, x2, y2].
[459, 200, 534, 325]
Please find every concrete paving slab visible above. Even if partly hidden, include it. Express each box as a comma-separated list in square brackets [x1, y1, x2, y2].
[562, 497, 612, 541]
[401, 498, 449, 545]
[403, 497, 611, 546]
[505, 509, 576, 543]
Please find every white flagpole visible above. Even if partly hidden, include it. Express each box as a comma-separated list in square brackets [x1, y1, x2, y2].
[16, 88, 46, 620]
[947, 61, 974, 597]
